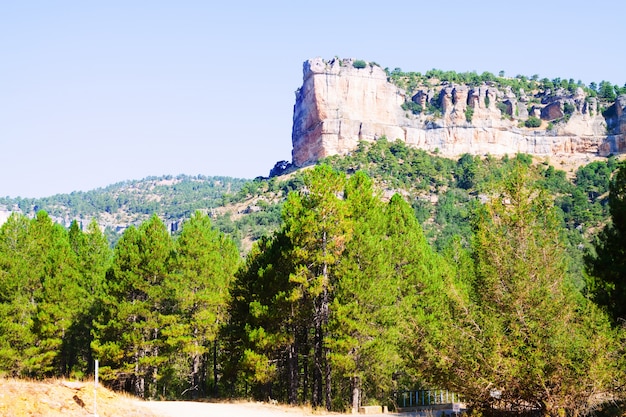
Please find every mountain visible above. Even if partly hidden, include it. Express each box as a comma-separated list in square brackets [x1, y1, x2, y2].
[0, 175, 249, 241]
[2, 58, 624, 252]
[291, 57, 626, 168]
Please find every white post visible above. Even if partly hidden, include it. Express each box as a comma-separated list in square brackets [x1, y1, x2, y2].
[94, 359, 99, 417]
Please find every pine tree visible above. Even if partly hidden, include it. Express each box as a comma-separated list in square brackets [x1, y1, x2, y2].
[92, 214, 173, 397]
[586, 161, 626, 323]
[403, 163, 620, 416]
[328, 173, 401, 412]
[64, 219, 112, 377]
[223, 232, 300, 401]
[282, 165, 350, 409]
[0, 213, 38, 376]
[167, 211, 239, 397]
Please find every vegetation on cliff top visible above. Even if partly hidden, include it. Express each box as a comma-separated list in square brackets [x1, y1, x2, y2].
[385, 65, 626, 101]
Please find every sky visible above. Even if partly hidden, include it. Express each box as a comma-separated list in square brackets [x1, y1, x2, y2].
[1, 1, 625, 198]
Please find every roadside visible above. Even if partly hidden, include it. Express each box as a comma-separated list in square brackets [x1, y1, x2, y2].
[139, 400, 429, 417]
[139, 400, 323, 417]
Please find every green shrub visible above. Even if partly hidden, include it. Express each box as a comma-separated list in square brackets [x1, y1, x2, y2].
[496, 102, 508, 114]
[525, 116, 542, 128]
[353, 60, 367, 69]
[465, 106, 474, 122]
[402, 101, 423, 115]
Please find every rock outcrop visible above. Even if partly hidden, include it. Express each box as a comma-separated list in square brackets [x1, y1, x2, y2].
[292, 57, 626, 166]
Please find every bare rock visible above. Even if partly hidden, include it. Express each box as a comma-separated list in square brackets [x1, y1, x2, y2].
[541, 102, 564, 120]
[291, 58, 624, 167]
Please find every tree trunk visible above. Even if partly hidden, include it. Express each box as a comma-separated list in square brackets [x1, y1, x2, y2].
[189, 327, 201, 399]
[351, 376, 360, 413]
[134, 351, 145, 398]
[288, 338, 299, 405]
[321, 287, 331, 411]
[149, 328, 159, 399]
[320, 241, 331, 411]
[213, 340, 218, 395]
[312, 315, 323, 408]
[302, 325, 309, 405]
[191, 351, 200, 399]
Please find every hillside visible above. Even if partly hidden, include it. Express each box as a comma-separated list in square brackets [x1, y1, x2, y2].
[0, 378, 159, 417]
[0, 379, 319, 417]
[0, 142, 620, 259]
[0, 144, 623, 415]
[0, 175, 250, 245]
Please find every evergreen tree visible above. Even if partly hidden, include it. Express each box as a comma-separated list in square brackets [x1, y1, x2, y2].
[92, 214, 173, 398]
[586, 161, 626, 323]
[166, 211, 239, 397]
[0, 213, 38, 376]
[0, 212, 89, 377]
[63, 219, 112, 377]
[403, 163, 619, 416]
[223, 232, 300, 402]
[328, 173, 401, 412]
[25, 212, 86, 376]
[282, 165, 350, 409]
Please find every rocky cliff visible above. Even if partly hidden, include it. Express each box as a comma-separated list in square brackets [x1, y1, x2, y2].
[291, 57, 626, 167]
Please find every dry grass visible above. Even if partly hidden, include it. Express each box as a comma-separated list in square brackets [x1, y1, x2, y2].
[0, 378, 160, 417]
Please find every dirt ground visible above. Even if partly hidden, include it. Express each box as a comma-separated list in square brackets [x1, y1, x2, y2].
[139, 400, 416, 417]
[139, 400, 329, 417]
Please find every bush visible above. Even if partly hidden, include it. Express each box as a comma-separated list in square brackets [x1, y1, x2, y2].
[465, 106, 474, 122]
[402, 101, 423, 115]
[525, 116, 542, 128]
[496, 102, 509, 116]
[353, 60, 367, 69]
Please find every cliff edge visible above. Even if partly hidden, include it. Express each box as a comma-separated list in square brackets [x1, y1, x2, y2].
[291, 57, 626, 167]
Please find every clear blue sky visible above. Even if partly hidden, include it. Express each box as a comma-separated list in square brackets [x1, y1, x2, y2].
[1, 1, 624, 198]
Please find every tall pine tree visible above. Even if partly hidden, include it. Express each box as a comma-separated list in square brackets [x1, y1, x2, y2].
[92, 214, 173, 397]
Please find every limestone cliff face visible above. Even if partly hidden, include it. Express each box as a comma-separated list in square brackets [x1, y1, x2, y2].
[292, 57, 626, 166]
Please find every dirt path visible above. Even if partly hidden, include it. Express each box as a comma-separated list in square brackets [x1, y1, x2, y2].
[139, 400, 414, 417]
[139, 400, 322, 417]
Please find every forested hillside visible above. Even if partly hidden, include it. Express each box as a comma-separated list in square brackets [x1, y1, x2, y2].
[1, 143, 625, 416]
[0, 175, 248, 244]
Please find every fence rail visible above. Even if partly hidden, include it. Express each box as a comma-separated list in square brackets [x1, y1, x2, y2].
[398, 390, 462, 407]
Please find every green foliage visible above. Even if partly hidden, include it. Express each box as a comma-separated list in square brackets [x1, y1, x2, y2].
[586, 161, 626, 323]
[401, 101, 423, 114]
[224, 167, 437, 410]
[0, 212, 109, 378]
[0, 121, 623, 411]
[166, 212, 239, 397]
[352, 60, 367, 69]
[599, 80, 617, 101]
[524, 115, 542, 127]
[496, 101, 508, 115]
[402, 163, 620, 416]
[90, 213, 239, 399]
[0, 175, 247, 242]
[464, 105, 474, 122]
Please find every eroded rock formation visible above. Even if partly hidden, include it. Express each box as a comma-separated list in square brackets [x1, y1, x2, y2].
[291, 57, 626, 166]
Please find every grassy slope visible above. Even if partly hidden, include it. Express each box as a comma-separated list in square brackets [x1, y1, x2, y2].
[0, 378, 159, 417]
